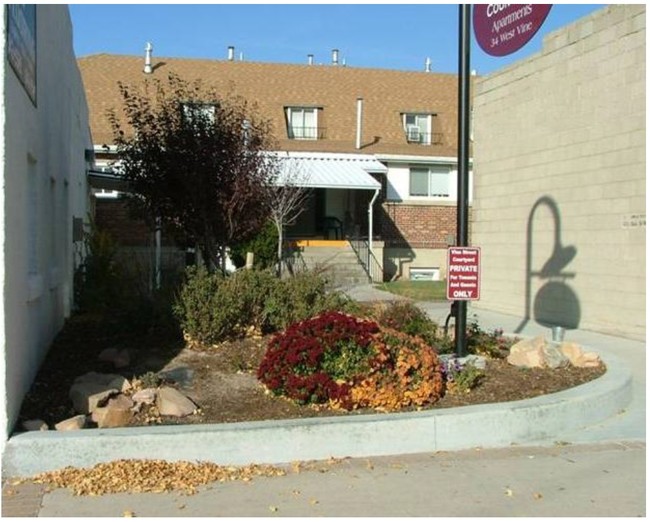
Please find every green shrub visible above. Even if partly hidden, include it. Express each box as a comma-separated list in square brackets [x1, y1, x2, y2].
[174, 266, 353, 345]
[263, 270, 353, 331]
[371, 301, 439, 348]
[229, 221, 278, 270]
[466, 317, 514, 359]
[441, 357, 484, 393]
[173, 267, 238, 344]
[74, 220, 125, 313]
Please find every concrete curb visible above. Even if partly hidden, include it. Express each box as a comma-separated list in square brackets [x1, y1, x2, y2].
[2, 349, 632, 477]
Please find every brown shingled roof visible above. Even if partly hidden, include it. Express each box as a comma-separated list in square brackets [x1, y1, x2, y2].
[79, 54, 459, 157]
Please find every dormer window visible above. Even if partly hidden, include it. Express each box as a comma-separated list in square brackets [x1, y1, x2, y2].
[286, 106, 320, 140]
[403, 113, 437, 145]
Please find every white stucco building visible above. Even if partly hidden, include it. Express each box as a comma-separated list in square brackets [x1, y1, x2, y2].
[1, 5, 92, 441]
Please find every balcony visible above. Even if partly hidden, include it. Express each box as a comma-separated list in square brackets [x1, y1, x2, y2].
[288, 126, 327, 140]
[404, 131, 443, 145]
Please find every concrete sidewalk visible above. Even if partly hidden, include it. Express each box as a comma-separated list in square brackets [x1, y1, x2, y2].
[1, 285, 645, 516]
[3, 442, 645, 517]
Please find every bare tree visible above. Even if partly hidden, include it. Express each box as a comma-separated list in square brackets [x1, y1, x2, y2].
[265, 154, 311, 277]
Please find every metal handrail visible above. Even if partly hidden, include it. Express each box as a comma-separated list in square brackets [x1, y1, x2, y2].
[349, 237, 383, 283]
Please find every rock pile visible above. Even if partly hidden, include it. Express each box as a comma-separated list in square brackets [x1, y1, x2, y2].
[507, 336, 601, 369]
[22, 370, 199, 432]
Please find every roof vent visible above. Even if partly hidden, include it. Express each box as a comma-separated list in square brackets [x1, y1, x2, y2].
[308, 54, 314, 65]
[332, 48, 339, 66]
[144, 42, 153, 74]
[425, 57, 432, 73]
[227, 46, 235, 61]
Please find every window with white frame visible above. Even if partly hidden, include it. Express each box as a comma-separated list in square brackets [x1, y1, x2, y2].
[181, 103, 216, 125]
[286, 107, 318, 140]
[403, 113, 431, 144]
[409, 165, 451, 198]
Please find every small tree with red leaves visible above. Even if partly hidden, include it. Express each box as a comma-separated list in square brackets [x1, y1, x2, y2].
[108, 72, 279, 272]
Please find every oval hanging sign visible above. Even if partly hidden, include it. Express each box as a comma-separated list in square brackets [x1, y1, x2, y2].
[473, 4, 553, 57]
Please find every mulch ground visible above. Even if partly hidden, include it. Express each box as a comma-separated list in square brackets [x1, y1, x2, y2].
[17, 312, 606, 430]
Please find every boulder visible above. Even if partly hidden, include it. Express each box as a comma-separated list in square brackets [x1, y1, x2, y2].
[22, 419, 48, 431]
[98, 347, 120, 363]
[507, 336, 546, 368]
[92, 394, 135, 428]
[69, 383, 118, 414]
[132, 388, 157, 406]
[55, 415, 86, 431]
[560, 342, 602, 368]
[542, 344, 570, 369]
[98, 348, 131, 369]
[156, 387, 197, 417]
[74, 371, 130, 391]
[69, 372, 130, 414]
[113, 349, 131, 369]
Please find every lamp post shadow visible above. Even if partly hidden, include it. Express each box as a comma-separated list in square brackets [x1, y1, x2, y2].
[515, 195, 581, 334]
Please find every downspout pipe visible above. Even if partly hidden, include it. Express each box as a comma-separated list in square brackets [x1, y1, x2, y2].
[368, 188, 380, 268]
[155, 216, 162, 290]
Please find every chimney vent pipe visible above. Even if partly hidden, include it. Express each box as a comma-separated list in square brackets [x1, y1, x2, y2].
[425, 57, 432, 73]
[308, 54, 314, 65]
[144, 42, 153, 74]
[227, 46, 235, 61]
[332, 48, 339, 66]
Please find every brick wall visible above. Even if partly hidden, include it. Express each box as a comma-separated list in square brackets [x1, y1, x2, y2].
[378, 202, 473, 249]
[94, 197, 176, 247]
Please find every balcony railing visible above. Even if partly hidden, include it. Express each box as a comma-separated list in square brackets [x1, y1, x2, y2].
[405, 131, 443, 145]
[288, 126, 327, 140]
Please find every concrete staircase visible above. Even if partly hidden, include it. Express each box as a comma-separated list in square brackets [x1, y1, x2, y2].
[293, 243, 370, 288]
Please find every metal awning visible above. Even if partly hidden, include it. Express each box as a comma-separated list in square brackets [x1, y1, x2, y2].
[271, 152, 385, 190]
[88, 169, 126, 191]
[89, 152, 387, 192]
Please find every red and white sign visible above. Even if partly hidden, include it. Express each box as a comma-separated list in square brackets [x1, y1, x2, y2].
[446, 247, 481, 301]
[473, 4, 553, 57]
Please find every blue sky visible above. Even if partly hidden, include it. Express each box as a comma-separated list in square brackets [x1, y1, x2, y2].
[70, 4, 606, 75]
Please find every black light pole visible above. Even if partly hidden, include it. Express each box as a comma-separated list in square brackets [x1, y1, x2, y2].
[455, 4, 471, 357]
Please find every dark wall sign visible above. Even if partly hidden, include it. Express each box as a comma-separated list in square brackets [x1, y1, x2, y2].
[446, 247, 481, 301]
[473, 4, 552, 57]
[6, 4, 37, 105]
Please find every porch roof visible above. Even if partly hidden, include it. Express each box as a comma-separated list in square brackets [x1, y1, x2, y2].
[272, 152, 385, 191]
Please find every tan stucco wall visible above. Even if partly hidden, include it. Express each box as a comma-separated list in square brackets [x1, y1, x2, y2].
[472, 5, 645, 340]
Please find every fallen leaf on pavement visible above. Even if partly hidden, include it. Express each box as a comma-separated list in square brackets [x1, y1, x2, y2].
[504, 488, 514, 497]
[533, 492, 543, 500]
[123, 510, 135, 517]
[26, 460, 287, 496]
[269, 506, 278, 512]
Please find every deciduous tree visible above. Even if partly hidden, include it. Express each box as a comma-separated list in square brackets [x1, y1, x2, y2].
[107, 72, 278, 272]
